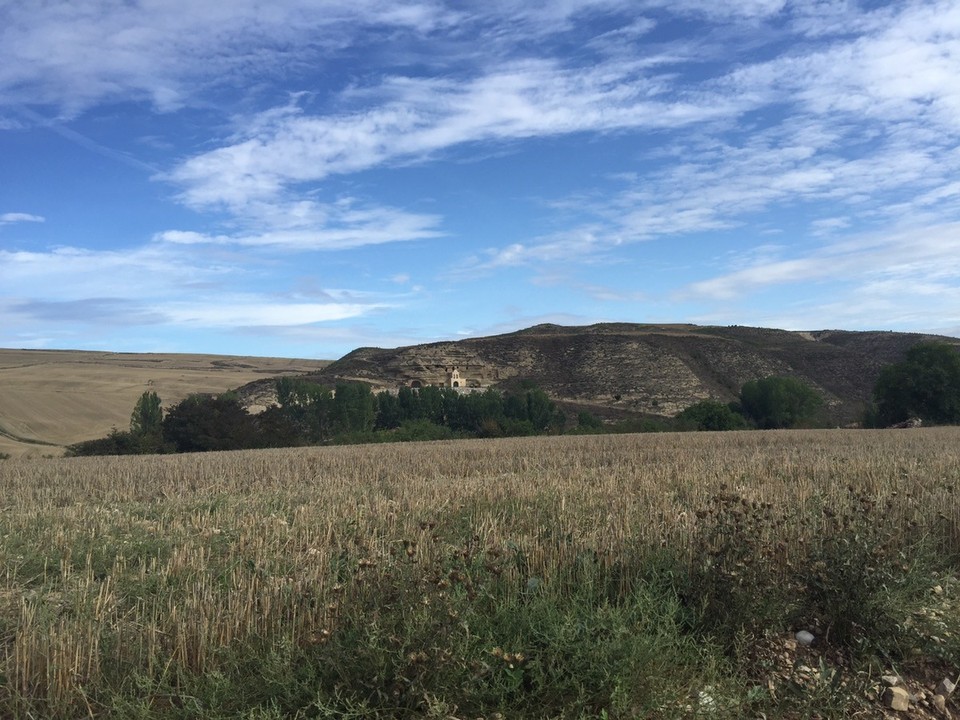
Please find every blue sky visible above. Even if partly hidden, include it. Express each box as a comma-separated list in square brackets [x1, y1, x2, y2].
[2, 0, 960, 359]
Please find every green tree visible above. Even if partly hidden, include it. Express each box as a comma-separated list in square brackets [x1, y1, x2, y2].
[130, 390, 162, 437]
[375, 391, 403, 430]
[332, 383, 377, 435]
[739, 376, 822, 429]
[872, 342, 960, 426]
[676, 399, 748, 431]
[162, 394, 258, 452]
[275, 377, 333, 442]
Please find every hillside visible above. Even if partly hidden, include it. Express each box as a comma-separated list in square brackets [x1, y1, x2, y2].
[289, 323, 958, 425]
[0, 350, 329, 457]
[3, 324, 954, 458]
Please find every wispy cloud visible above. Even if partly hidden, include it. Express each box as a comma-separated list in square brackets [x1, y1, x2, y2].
[463, 1, 960, 270]
[681, 222, 960, 306]
[0, 0, 460, 115]
[0, 244, 392, 333]
[155, 198, 443, 250]
[165, 56, 741, 212]
[0, 0, 658, 118]
[0, 212, 45, 225]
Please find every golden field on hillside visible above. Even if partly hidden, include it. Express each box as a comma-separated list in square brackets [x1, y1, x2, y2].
[0, 349, 329, 457]
[1, 429, 959, 717]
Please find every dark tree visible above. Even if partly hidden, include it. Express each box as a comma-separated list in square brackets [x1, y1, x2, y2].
[162, 394, 258, 452]
[67, 428, 144, 456]
[873, 342, 960, 426]
[375, 391, 403, 430]
[739, 376, 823, 429]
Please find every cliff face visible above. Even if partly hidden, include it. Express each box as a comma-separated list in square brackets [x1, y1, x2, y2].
[267, 324, 958, 424]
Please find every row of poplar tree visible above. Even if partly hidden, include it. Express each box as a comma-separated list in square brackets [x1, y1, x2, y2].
[67, 379, 566, 456]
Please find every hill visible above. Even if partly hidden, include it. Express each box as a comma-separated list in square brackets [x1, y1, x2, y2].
[0, 350, 329, 457]
[4, 324, 955, 457]
[284, 323, 958, 426]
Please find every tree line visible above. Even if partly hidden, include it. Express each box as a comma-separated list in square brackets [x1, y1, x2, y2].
[674, 341, 960, 431]
[67, 381, 567, 456]
[65, 341, 960, 456]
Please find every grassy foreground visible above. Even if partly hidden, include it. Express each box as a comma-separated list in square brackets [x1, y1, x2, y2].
[1, 429, 959, 718]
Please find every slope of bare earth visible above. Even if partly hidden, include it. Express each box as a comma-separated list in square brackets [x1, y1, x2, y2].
[0, 349, 330, 457]
[299, 323, 959, 425]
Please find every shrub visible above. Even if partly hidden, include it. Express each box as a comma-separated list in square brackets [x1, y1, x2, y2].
[676, 399, 747, 431]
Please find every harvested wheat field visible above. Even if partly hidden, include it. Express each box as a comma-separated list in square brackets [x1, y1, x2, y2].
[1, 429, 960, 718]
[0, 349, 329, 458]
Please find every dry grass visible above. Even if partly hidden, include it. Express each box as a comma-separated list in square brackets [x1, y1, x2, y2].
[0, 349, 329, 457]
[0, 429, 958, 717]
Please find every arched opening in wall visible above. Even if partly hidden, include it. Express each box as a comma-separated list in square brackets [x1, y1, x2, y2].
[411, 380, 423, 389]
[452, 381, 460, 388]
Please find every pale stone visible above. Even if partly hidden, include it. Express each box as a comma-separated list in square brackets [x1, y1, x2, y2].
[883, 686, 910, 711]
[937, 678, 957, 697]
[882, 674, 901, 687]
[795, 630, 814, 646]
[932, 693, 946, 714]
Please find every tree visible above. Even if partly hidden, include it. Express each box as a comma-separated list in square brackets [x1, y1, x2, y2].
[872, 342, 960, 426]
[739, 376, 822, 429]
[375, 391, 403, 430]
[274, 377, 334, 442]
[332, 383, 377, 435]
[130, 390, 162, 437]
[162, 394, 258, 452]
[676, 399, 748, 431]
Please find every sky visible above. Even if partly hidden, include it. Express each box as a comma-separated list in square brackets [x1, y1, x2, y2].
[2, 0, 960, 360]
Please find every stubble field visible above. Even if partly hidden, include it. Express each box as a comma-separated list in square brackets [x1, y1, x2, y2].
[1, 429, 959, 718]
[0, 349, 329, 457]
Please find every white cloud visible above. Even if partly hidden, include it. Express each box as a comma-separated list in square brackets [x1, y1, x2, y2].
[458, 227, 611, 273]
[0, 243, 391, 332]
[163, 299, 383, 327]
[0, 0, 659, 118]
[682, 222, 960, 301]
[167, 57, 746, 211]
[154, 198, 442, 250]
[0, 0, 462, 114]
[0, 212, 45, 225]
[640, 0, 787, 20]
[464, 0, 960, 270]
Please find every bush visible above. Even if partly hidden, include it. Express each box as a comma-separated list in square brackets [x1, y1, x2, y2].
[392, 419, 456, 442]
[676, 399, 748, 431]
[575, 411, 604, 432]
[66, 428, 147, 456]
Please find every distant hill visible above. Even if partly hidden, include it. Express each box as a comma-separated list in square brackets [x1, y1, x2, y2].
[5, 325, 955, 458]
[0, 349, 330, 457]
[268, 323, 958, 426]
